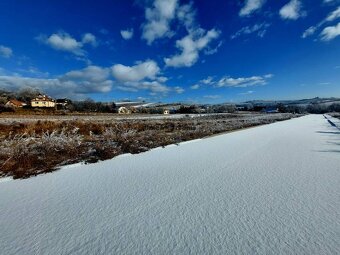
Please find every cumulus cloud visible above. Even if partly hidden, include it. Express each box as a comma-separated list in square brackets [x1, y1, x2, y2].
[164, 28, 220, 67]
[111, 60, 160, 82]
[176, 2, 196, 30]
[37, 32, 97, 56]
[279, 0, 305, 20]
[117, 80, 170, 94]
[0, 59, 179, 97]
[111, 59, 177, 95]
[320, 22, 340, 41]
[120, 29, 134, 40]
[142, 0, 178, 45]
[0, 66, 112, 98]
[62, 66, 110, 83]
[141, 1, 221, 66]
[231, 23, 270, 39]
[239, 0, 266, 17]
[0, 45, 13, 58]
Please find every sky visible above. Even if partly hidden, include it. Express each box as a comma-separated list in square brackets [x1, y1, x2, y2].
[0, 0, 339, 103]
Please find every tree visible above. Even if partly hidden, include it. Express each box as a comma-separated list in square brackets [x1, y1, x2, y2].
[16, 88, 41, 104]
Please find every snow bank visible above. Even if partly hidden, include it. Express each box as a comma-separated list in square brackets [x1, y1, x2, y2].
[0, 115, 339, 254]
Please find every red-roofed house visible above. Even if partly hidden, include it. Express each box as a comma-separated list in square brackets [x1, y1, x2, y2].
[5, 99, 27, 108]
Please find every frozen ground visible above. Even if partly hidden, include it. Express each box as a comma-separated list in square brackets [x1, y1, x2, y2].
[0, 114, 339, 254]
[0, 113, 239, 124]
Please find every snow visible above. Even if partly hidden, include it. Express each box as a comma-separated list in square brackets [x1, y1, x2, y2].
[0, 114, 339, 254]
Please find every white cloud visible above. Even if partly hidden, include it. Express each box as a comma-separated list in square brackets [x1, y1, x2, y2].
[0, 45, 13, 58]
[43, 33, 83, 55]
[190, 84, 200, 90]
[279, 0, 305, 20]
[164, 28, 220, 67]
[111, 60, 160, 82]
[0, 60, 176, 97]
[203, 95, 220, 99]
[176, 3, 196, 30]
[38, 32, 97, 56]
[190, 76, 214, 89]
[141, 1, 221, 66]
[111, 60, 174, 95]
[117, 80, 170, 94]
[201, 76, 214, 85]
[325, 6, 340, 22]
[264, 74, 273, 78]
[302, 6, 340, 38]
[320, 22, 340, 41]
[323, 0, 338, 3]
[231, 23, 270, 39]
[0, 66, 112, 98]
[239, 0, 266, 17]
[302, 26, 317, 38]
[120, 29, 134, 40]
[82, 33, 97, 47]
[216, 74, 272, 87]
[174, 86, 184, 94]
[196, 74, 273, 88]
[157, 76, 168, 82]
[142, 0, 178, 45]
[62, 66, 110, 83]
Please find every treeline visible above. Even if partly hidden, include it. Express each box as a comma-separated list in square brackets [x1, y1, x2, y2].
[69, 100, 116, 113]
[241, 103, 340, 114]
[0, 88, 41, 105]
[278, 103, 340, 114]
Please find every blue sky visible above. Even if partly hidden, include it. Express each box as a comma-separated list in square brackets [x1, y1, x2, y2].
[0, 0, 339, 103]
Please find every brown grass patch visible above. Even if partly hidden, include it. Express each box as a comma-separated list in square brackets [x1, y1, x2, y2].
[0, 113, 300, 179]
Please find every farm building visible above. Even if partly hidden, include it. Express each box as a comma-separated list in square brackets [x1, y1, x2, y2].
[31, 95, 56, 108]
[5, 99, 27, 108]
[118, 106, 131, 114]
[56, 98, 69, 107]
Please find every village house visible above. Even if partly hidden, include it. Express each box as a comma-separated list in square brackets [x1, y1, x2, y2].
[5, 99, 27, 108]
[31, 95, 56, 108]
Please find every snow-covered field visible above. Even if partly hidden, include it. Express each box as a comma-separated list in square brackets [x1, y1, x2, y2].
[0, 114, 339, 254]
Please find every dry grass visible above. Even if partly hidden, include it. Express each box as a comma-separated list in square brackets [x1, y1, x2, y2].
[0, 113, 299, 179]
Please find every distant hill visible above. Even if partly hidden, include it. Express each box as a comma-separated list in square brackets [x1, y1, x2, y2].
[242, 97, 340, 107]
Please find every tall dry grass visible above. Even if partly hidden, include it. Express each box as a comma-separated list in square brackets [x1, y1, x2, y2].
[0, 113, 298, 178]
